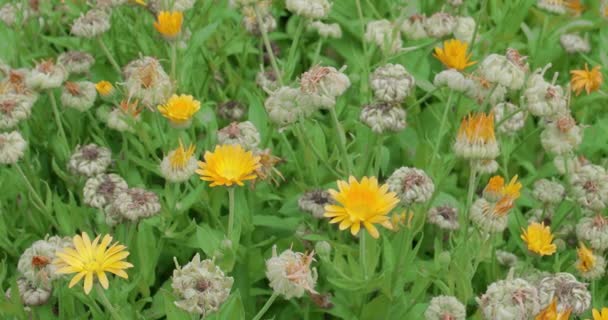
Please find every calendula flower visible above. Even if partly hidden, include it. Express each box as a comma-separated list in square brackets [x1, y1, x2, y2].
[535, 298, 572, 320]
[538, 273, 591, 315]
[154, 11, 183, 40]
[576, 243, 606, 280]
[324, 176, 399, 239]
[54, 232, 133, 294]
[521, 222, 557, 256]
[160, 140, 198, 182]
[95, 80, 114, 97]
[570, 64, 602, 96]
[453, 112, 499, 160]
[158, 94, 201, 128]
[433, 39, 476, 71]
[593, 308, 608, 320]
[196, 144, 260, 187]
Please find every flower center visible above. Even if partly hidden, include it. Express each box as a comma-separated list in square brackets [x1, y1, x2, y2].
[98, 179, 117, 197]
[81, 147, 100, 160]
[84, 260, 102, 272]
[196, 279, 211, 292]
[0, 101, 16, 115]
[31, 255, 50, 268]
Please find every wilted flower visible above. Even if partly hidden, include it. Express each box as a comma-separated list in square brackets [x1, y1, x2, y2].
[307, 21, 342, 38]
[576, 243, 606, 280]
[217, 100, 247, 121]
[5, 278, 51, 307]
[560, 33, 590, 54]
[495, 250, 519, 267]
[26, 59, 67, 90]
[453, 16, 476, 42]
[241, 4, 276, 35]
[540, 115, 582, 155]
[424, 12, 457, 38]
[471, 175, 521, 232]
[171, 253, 233, 316]
[400, 14, 427, 40]
[67, 144, 112, 177]
[154, 11, 183, 40]
[570, 64, 602, 96]
[537, 273, 591, 315]
[299, 190, 332, 219]
[196, 144, 260, 187]
[160, 140, 198, 183]
[570, 164, 608, 211]
[54, 232, 133, 294]
[532, 179, 565, 206]
[158, 94, 201, 128]
[0, 3, 33, 27]
[360, 102, 406, 134]
[112, 188, 161, 221]
[553, 154, 583, 175]
[433, 69, 474, 92]
[453, 112, 499, 160]
[523, 68, 568, 117]
[57, 51, 95, 74]
[18, 236, 72, 288]
[300, 65, 350, 108]
[252, 148, 284, 186]
[492, 102, 526, 136]
[370, 63, 415, 103]
[521, 222, 557, 256]
[266, 245, 317, 299]
[0, 130, 27, 164]
[61, 81, 97, 112]
[264, 86, 316, 126]
[0, 93, 35, 130]
[433, 39, 476, 71]
[83, 173, 128, 209]
[364, 20, 402, 53]
[256, 69, 280, 92]
[478, 52, 527, 90]
[424, 295, 466, 320]
[386, 167, 434, 205]
[107, 99, 142, 132]
[285, 0, 331, 19]
[465, 74, 507, 105]
[427, 205, 460, 231]
[217, 121, 260, 151]
[123, 56, 173, 108]
[324, 176, 399, 238]
[576, 215, 608, 251]
[477, 278, 540, 320]
[71, 9, 111, 38]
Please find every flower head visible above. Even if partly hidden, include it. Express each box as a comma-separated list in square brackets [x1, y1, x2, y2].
[196, 144, 260, 187]
[593, 308, 608, 320]
[535, 298, 572, 320]
[158, 94, 200, 127]
[575, 242, 606, 280]
[433, 39, 476, 71]
[265, 245, 317, 299]
[521, 222, 557, 256]
[154, 11, 183, 39]
[95, 81, 114, 97]
[54, 232, 133, 294]
[324, 176, 399, 238]
[570, 64, 602, 96]
[454, 112, 499, 159]
[160, 140, 198, 183]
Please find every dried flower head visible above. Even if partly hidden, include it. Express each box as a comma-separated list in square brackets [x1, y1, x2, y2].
[5, 278, 51, 307]
[57, 51, 95, 74]
[112, 188, 161, 221]
[570, 164, 608, 212]
[427, 205, 460, 231]
[26, 59, 67, 90]
[560, 33, 590, 54]
[532, 179, 565, 206]
[424, 12, 457, 38]
[0, 93, 35, 130]
[264, 86, 316, 126]
[386, 167, 435, 205]
[493, 102, 526, 136]
[364, 20, 402, 53]
[0, 130, 27, 164]
[68, 144, 112, 177]
[61, 81, 97, 112]
[360, 102, 406, 134]
[266, 245, 317, 299]
[434, 69, 474, 92]
[477, 278, 540, 320]
[252, 148, 284, 186]
[217, 100, 246, 121]
[424, 295, 466, 320]
[576, 215, 608, 251]
[308, 21, 342, 38]
[123, 56, 172, 108]
[370, 63, 415, 103]
[537, 273, 591, 315]
[83, 173, 128, 209]
[217, 121, 260, 151]
[299, 190, 332, 219]
[285, 0, 331, 19]
[160, 140, 198, 183]
[18, 236, 73, 289]
[453, 16, 476, 43]
[400, 14, 427, 40]
[71, 9, 111, 38]
[478, 53, 527, 90]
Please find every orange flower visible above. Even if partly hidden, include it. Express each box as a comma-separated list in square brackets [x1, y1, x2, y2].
[570, 64, 602, 95]
[433, 39, 476, 71]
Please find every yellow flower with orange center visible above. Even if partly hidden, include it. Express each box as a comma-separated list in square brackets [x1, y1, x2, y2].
[454, 112, 499, 159]
[593, 308, 608, 320]
[570, 64, 602, 96]
[535, 298, 572, 320]
[196, 144, 261, 187]
[170, 140, 196, 170]
[324, 176, 399, 239]
[521, 222, 557, 256]
[158, 94, 201, 127]
[154, 11, 183, 40]
[54, 232, 133, 295]
[95, 80, 114, 97]
[433, 39, 476, 71]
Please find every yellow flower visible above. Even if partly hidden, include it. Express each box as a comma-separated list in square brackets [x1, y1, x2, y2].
[196, 144, 261, 187]
[387, 210, 414, 232]
[433, 39, 476, 71]
[576, 242, 596, 273]
[324, 176, 399, 239]
[95, 81, 114, 97]
[154, 11, 183, 39]
[535, 298, 572, 320]
[54, 232, 133, 295]
[521, 222, 557, 256]
[157, 94, 201, 127]
[570, 64, 602, 96]
[494, 175, 522, 216]
[457, 112, 496, 145]
[565, 0, 584, 16]
[593, 308, 608, 320]
[170, 140, 196, 170]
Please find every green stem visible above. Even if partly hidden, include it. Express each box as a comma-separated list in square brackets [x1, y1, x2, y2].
[48, 90, 68, 146]
[15, 164, 46, 213]
[95, 284, 123, 320]
[97, 37, 122, 76]
[312, 39, 324, 64]
[252, 292, 279, 320]
[362, 133, 379, 176]
[285, 17, 306, 81]
[255, 6, 283, 86]
[227, 188, 236, 239]
[360, 231, 369, 279]
[279, 131, 306, 183]
[329, 107, 353, 175]
[170, 41, 178, 88]
[463, 161, 478, 238]
[429, 90, 453, 169]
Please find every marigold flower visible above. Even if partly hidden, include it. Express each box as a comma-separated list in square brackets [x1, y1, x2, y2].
[521, 222, 557, 256]
[95, 80, 114, 97]
[454, 112, 498, 159]
[196, 144, 260, 187]
[157, 94, 201, 128]
[154, 11, 183, 40]
[324, 176, 399, 239]
[535, 298, 572, 320]
[433, 39, 476, 71]
[54, 232, 133, 294]
[570, 64, 602, 96]
[593, 308, 608, 320]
